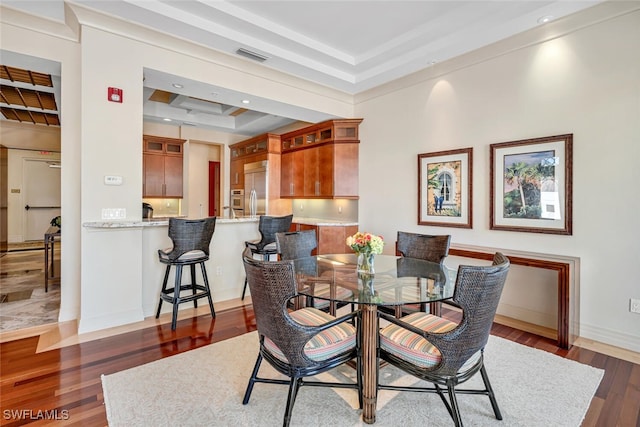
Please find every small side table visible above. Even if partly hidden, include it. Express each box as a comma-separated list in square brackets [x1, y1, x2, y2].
[44, 227, 61, 292]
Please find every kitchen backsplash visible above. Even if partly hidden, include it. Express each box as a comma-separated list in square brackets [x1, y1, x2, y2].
[291, 199, 358, 222]
[142, 198, 182, 217]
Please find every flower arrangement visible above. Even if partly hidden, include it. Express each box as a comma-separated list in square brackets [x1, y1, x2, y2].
[346, 231, 384, 255]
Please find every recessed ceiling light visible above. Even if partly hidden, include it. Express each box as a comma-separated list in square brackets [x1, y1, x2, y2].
[242, 99, 250, 104]
[537, 15, 554, 24]
[172, 83, 183, 89]
[163, 118, 172, 122]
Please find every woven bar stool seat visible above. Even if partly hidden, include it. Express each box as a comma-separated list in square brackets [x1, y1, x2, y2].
[241, 214, 293, 300]
[156, 217, 217, 330]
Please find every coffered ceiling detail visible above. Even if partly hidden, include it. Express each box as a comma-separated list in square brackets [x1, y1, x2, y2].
[1, 0, 605, 135]
[0, 65, 59, 126]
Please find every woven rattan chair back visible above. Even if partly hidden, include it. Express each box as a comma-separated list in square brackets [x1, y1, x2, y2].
[243, 253, 329, 368]
[242, 250, 362, 426]
[275, 230, 317, 260]
[162, 217, 217, 261]
[252, 214, 294, 252]
[156, 217, 217, 330]
[429, 252, 510, 376]
[241, 214, 294, 301]
[396, 231, 451, 264]
[378, 253, 510, 426]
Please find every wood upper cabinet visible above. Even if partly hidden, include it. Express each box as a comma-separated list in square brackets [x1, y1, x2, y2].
[280, 150, 304, 197]
[280, 119, 362, 199]
[143, 135, 185, 198]
[229, 133, 281, 190]
[229, 156, 245, 190]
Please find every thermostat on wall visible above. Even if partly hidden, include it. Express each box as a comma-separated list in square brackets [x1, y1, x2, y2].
[104, 175, 123, 186]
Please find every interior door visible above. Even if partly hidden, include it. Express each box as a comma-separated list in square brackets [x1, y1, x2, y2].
[24, 159, 61, 241]
[208, 161, 220, 216]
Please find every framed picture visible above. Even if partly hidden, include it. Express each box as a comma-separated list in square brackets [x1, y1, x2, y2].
[418, 148, 472, 228]
[490, 134, 573, 235]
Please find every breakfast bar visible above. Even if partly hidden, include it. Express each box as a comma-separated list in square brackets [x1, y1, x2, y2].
[81, 217, 260, 331]
[81, 216, 358, 332]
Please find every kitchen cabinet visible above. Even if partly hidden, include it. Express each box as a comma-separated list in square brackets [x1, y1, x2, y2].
[229, 133, 290, 215]
[143, 135, 185, 198]
[229, 156, 245, 190]
[229, 133, 281, 191]
[280, 150, 304, 197]
[290, 222, 358, 255]
[280, 119, 362, 199]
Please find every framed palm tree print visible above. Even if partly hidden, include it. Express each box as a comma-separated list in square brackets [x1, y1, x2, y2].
[418, 148, 472, 228]
[490, 134, 573, 235]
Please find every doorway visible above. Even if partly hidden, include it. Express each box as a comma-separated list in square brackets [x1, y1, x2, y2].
[0, 50, 62, 332]
[208, 161, 220, 216]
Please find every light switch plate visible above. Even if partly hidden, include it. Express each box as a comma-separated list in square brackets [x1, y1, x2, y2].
[101, 208, 126, 220]
[104, 175, 123, 186]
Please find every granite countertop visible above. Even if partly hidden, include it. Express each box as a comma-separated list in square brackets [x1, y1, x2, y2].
[292, 217, 358, 226]
[83, 215, 356, 229]
[83, 216, 259, 228]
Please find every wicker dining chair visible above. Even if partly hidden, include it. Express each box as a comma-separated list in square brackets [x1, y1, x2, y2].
[377, 252, 510, 426]
[155, 217, 217, 330]
[242, 252, 362, 427]
[241, 214, 293, 300]
[396, 231, 451, 263]
[275, 230, 354, 316]
[388, 231, 452, 316]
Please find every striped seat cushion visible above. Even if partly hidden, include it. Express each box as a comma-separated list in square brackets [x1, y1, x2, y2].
[380, 312, 462, 369]
[310, 283, 353, 309]
[264, 307, 356, 362]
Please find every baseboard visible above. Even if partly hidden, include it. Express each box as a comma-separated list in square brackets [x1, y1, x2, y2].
[493, 314, 557, 341]
[578, 323, 640, 355]
[78, 309, 144, 335]
[494, 313, 640, 364]
[496, 302, 556, 330]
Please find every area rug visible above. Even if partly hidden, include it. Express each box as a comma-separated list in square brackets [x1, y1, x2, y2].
[102, 332, 603, 427]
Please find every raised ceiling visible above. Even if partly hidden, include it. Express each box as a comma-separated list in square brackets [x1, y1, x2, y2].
[0, 65, 59, 126]
[1, 0, 604, 134]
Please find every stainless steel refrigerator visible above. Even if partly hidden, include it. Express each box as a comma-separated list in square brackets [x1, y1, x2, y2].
[244, 160, 268, 217]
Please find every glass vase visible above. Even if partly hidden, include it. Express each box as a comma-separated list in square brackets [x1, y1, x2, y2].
[357, 251, 375, 275]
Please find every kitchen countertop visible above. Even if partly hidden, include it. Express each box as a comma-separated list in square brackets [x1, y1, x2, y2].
[83, 216, 357, 229]
[83, 216, 259, 228]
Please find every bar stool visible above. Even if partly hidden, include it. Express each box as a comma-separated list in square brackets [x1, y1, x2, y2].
[241, 214, 293, 300]
[156, 217, 217, 330]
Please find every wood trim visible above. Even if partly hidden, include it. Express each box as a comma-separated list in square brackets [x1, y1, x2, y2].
[448, 246, 576, 349]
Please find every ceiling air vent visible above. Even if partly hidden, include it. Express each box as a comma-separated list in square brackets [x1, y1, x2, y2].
[236, 48, 268, 62]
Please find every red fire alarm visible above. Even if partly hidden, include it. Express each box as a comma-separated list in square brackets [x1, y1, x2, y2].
[108, 87, 123, 103]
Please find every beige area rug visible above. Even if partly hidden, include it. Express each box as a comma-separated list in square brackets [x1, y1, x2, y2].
[102, 332, 603, 427]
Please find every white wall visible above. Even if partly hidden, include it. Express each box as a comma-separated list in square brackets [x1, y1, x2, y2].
[355, 8, 640, 351]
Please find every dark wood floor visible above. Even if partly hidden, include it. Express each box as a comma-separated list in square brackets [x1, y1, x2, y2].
[0, 306, 638, 426]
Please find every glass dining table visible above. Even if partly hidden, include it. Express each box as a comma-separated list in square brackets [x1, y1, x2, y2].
[292, 253, 456, 424]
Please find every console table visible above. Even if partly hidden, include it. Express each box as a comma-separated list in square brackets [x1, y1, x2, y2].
[448, 244, 579, 349]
